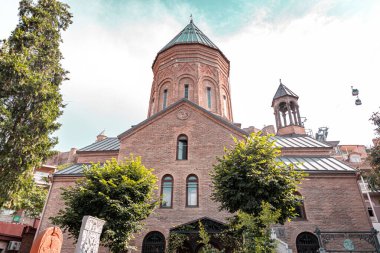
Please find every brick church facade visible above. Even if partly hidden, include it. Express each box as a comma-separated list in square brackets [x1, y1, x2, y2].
[39, 20, 374, 252]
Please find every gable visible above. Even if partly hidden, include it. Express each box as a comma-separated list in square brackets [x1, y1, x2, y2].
[117, 100, 244, 170]
[118, 99, 246, 140]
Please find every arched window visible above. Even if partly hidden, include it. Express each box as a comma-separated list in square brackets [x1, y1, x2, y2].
[184, 84, 189, 99]
[296, 232, 319, 253]
[223, 95, 227, 117]
[163, 89, 168, 109]
[186, 174, 198, 207]
[294, 192, 306, 220]
[142, 231, 165, 253]
[161, 175, 173, 208]
[177, 135, 188, 160]
[206, 87, 212, 109]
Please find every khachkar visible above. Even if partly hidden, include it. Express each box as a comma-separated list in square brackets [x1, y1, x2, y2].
[74, 216, 106, 253]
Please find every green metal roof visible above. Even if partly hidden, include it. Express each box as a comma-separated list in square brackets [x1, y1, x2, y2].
[159, 20, 219, 53]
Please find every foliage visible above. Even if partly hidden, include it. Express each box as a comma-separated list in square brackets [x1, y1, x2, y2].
[211, 132, 305, 224]
[0, 0, 72, 207]
[366, 110, 380, 190]
[198, 222, 224, 253]
[166, 233, 187, 253]
[2, 171, 48, 218]
[229, 202, 280, 253]
[51, 157, 157, 253]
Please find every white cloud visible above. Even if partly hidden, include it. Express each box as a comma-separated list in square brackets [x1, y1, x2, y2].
[1, 0, 379, 149]
[221, 3, 380, 145]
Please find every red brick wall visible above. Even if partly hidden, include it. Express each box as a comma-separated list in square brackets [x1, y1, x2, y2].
[148, 44, 233, 121]
[275, 173, 371, 252]
[40, 103, 371, 252]
[119, 103, 243, 251]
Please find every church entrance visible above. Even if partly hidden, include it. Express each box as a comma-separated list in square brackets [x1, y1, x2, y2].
[169, 217, 229, 253]
[296, 232, 320, 253]
[142, 231, 166, 253]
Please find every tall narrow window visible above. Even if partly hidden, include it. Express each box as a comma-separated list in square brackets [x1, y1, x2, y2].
[223, 95, 227, 117]
[163, 89, 168, 109]
[186, 175, 198, 207]
[161, 175, 173, 208]
[177, 135, 188, 160]
[207, 87, 211, 109]
[184, 84, 189, 99]
[150, 98, 155, 115]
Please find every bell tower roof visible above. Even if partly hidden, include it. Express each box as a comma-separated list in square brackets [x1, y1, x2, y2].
[159, 19, 219, 54]
[273, 81, 299, 102]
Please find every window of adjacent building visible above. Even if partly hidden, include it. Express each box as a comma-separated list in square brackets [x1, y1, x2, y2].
[186, 175, 198, 207]
[184, 84, 189, 99]
[368, 207, 374, 217]
[223, 95, 227, 117]
[161, 175, 173, 208]
[207, 87, 211, 109]
[177, 135, 188, 160]
[163, 89, 168, 109]
[142, 231, 165, 253]
[349, 154, 361, 163]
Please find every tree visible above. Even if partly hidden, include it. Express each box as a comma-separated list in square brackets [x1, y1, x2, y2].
[228, 203, 281, 253]
[198, 222, 224, 253]
[3, 171, 48, 218]
[0, 0, 72, 207]
[366, 110, 380, 190]
[51, 157, 158, 253]
[211, 132, 304, 252]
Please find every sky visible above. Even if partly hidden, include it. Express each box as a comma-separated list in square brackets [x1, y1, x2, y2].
[0, 0, 379, 151]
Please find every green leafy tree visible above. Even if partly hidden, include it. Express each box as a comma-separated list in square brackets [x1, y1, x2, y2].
[0, 0, 72, 207]
[198, 222, 224, 253]
[230, 203, 281, 253]
[51, 157, 158, 253]
[211, 132, 304, 252]
[366, 110, 380, 190]
[3, 171, 48, 218]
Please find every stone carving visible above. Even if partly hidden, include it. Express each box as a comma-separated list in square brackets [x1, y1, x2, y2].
[177, 109, 191, 120]
[74, 216, 106, 253]
[178, 63, 196, 75]
[158, 66, 174, 81]
[199, 64, 217, 78]
[30, 226, 63, 253]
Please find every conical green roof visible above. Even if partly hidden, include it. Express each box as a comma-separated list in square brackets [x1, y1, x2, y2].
[159, 20, 219, 53]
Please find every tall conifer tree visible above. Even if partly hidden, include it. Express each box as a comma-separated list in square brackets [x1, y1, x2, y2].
[0, 0, 72, 207]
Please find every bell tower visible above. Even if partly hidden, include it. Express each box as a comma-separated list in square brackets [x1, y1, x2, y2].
[272, 80, 306, 136]
[147, 19, 233, 121]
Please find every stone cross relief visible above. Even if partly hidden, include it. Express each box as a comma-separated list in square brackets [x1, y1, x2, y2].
[74, 216, 106, 253]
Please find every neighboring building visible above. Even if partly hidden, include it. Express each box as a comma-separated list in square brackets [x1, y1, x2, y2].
[332, 141, 380, 240]
[0, 150, 76, 253]
[39, 20, 374, 253]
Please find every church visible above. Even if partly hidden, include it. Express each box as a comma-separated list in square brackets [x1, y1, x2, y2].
[39, 19, 375, 253]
